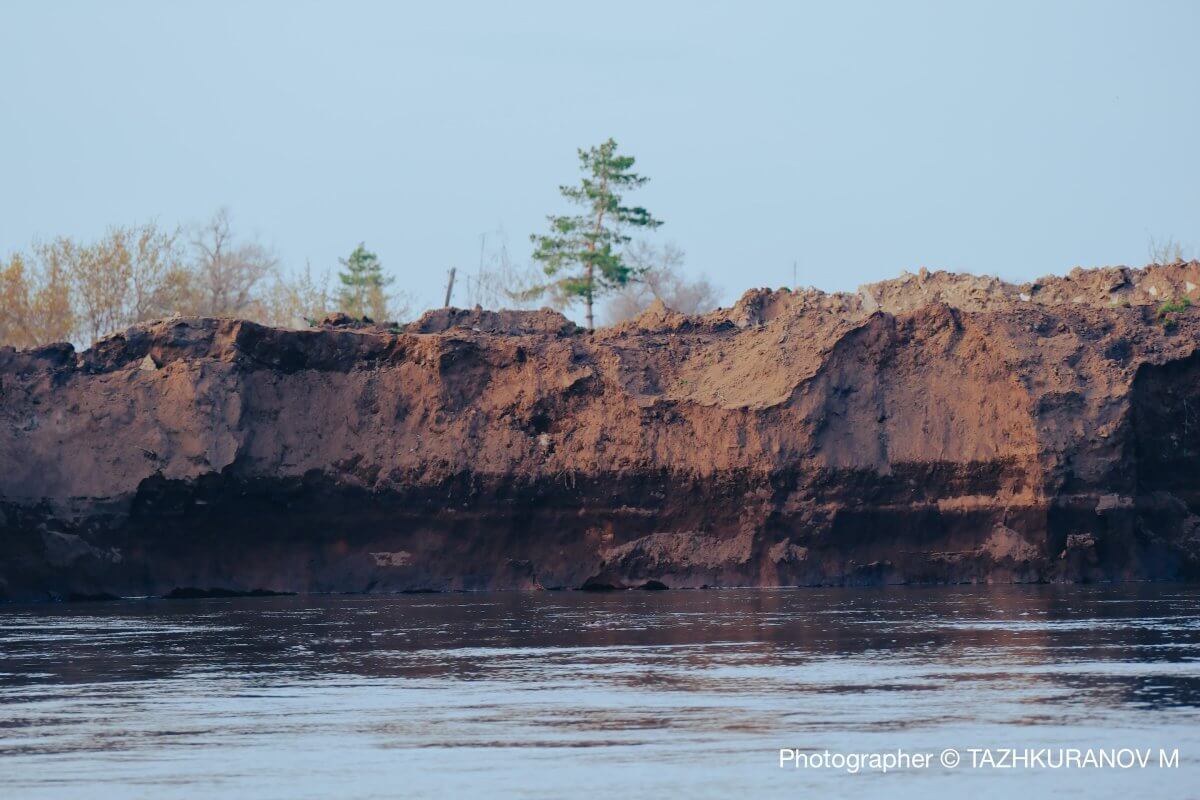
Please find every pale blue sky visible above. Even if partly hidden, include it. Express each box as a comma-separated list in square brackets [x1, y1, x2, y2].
[2, 0, 1198, 313]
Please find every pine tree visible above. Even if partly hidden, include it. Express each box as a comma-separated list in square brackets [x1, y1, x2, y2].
[336, 243, 391, 320]
[530, 139, 662, 329]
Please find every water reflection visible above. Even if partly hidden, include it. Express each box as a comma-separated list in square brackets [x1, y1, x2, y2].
[1, 585, 1198, 798]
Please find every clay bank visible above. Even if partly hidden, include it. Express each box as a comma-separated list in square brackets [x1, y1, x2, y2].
[3, 263, 1200, 601]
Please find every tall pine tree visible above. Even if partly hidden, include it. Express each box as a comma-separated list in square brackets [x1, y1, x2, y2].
[530, 139, 662, 329]
[336, 243, 391, 320]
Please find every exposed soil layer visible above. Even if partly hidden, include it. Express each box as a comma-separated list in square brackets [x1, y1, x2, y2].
[4, 263, 1200, 601]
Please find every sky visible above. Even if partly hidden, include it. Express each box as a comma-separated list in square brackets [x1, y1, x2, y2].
[2, 0, 1199, 315]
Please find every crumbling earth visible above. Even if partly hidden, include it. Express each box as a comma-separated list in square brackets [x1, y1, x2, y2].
[3, 262, 1200, 601]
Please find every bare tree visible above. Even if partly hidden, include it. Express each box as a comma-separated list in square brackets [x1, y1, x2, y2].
[464, 231, 548, 310]
[1148, 236, 1188, 265]
[190, 208, 278, 317]
[128, 222, 185, 321]
[604, 241, 721, 324]
[260, 261, 333, 328]
[367, 281, 413, 323]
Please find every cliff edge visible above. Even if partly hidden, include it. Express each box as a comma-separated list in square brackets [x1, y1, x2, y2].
[3, 262, 1200, 600]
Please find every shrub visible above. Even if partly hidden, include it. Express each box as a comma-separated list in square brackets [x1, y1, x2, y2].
[1156, 296, 1192, 328]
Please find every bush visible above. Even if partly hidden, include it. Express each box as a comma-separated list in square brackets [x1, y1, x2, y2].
[1156, 296, 1192, 328]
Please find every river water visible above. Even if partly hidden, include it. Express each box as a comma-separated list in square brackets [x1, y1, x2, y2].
[1, 586, 1197, 798]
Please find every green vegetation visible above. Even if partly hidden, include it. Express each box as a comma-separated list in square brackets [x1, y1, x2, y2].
[336, 244, 393, 321]
[531, 138, 662, 330]
[0, 139, 689, 345]
[1148, 235, 1188, 265]
[1156, 296, 1192, 329]
[0, 212, 411, 348]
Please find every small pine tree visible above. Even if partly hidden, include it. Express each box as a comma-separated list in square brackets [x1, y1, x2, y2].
[336, 243, 392, 320]
[530, 139, 662, 329]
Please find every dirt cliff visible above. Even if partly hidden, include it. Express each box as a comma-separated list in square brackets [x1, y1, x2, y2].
[3, 262, 1200, 601]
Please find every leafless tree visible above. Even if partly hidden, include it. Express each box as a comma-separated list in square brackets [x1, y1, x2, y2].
[1148, 235, 1188, 265]
[464, 231, 548, 310]
[257, 261, 331, 328]
[604, 241, 721, 324]
[190, 208, 279, 317]
[128, 222, 185, 321]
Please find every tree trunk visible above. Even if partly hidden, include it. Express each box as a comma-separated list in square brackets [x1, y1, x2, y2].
[585, 262, 594, 330]
[584, 170, 607, 331]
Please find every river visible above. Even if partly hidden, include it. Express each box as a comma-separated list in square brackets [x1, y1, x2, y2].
[1, 586, 1197, 798]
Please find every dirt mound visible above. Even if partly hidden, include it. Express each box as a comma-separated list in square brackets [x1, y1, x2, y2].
[1025, 261, 1200, 307]
[2, 263, 1200, 600]
[709, 261, 1200, 327]
[404, 306, 580, 336]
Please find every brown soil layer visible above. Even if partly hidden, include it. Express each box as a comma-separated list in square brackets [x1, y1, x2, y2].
[3, 263, 1200, 600]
